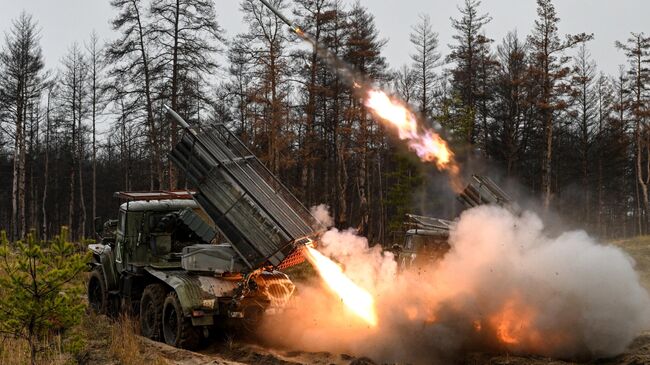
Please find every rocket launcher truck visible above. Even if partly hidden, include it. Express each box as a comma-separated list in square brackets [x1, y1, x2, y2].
[87, 108, 323, 349]
[396, 175, 518, 271]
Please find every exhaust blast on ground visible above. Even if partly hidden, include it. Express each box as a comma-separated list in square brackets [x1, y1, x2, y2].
[253, 2, 650, 363]
[260, 206, 650, 364]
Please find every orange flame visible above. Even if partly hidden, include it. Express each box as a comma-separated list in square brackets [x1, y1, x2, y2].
[304, 246, 378, 326]
[364, 90, 454, 169]
[363, 89, 463, 191]
[489, 298, 537, 346]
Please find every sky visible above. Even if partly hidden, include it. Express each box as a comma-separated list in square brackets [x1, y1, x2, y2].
[0, 0, 648, 78]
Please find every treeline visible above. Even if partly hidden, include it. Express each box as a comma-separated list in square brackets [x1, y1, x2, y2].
[0, 0, 648, 243]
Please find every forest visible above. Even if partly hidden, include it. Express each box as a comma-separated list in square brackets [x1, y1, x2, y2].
[0, 0, 648, 244]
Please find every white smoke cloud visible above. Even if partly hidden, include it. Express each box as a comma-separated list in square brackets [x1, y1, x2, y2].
[310, 204, 334, 229]
[262, 205, 650, 364]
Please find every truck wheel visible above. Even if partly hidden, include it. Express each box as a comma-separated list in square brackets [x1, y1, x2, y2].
[140, 284, 166, 341]
[241, 303, 265, 333]
[88, 268, 108, 314]
[162, 291, 200, 349]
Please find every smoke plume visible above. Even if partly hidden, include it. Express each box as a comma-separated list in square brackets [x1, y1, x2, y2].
[310, 204, 334, 229]
[261, 205, 650, 364]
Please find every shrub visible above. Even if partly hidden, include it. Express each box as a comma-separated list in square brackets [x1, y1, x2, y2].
[0, 227, 89, 365]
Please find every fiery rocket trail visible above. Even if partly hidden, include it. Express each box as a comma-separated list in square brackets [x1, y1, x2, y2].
[256, 0, 462, 325]
[256, 0, 461, 189]
[303, 246, 378, 326]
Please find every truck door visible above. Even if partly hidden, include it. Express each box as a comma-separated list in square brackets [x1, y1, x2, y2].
[115, 210, 126, 273]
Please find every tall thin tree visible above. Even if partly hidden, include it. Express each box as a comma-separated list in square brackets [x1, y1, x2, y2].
[527, 0, 591, 209]
[0, 13, 45, 240]
[409, 14, 441, 119]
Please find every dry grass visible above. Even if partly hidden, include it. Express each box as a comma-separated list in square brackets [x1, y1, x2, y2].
[0, 334, 75, 365]
[611, 235, 650, 292]
[109, 315, 167, 365]
[0, 336, 35, 365]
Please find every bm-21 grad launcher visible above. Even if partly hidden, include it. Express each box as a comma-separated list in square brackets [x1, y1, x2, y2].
[396, 175, 518, 271]
[86, 107, 323, 351]
[167, 107, 323, 272]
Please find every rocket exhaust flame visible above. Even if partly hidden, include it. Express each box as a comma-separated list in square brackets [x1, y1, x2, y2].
[303, 246, 378, 326]
[256, 0, 463, 190]
[363, 90, 463, 191]
[259, 206, 650, 363]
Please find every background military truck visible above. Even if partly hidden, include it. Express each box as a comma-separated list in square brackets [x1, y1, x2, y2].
[395, 175, 517, 272]
[395, 214, 453, 272]
[88, 108, 323, 349]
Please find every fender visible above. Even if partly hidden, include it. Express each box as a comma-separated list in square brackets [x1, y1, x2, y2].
[144, 267, 238, 317]
[88, 243, 119, 291]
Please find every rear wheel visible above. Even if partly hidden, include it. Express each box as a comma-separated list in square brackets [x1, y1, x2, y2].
[140, 284, 166, 340]
[241, 303, 264, 333]
[87, 268, 108, 314]
[162, 292, 200, 349]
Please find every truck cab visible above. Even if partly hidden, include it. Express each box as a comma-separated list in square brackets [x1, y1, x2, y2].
[88, 191, 296, 349]
[111, 197, 208, 271]
[396, 215, 453, 272]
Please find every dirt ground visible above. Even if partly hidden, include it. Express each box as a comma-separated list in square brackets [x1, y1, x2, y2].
[81, 236, 650, 365]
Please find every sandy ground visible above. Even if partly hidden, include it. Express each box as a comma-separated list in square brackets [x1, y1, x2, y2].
[83, 236, 650, 365]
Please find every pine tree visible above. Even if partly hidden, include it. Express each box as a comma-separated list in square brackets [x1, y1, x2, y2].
[491, 31, 530, 177]
[569, 41, 598, 223]
[85, 32, 106, 231]
[616, 33, 650, 233]
[317, 0, 349, 227]
[593, 73, 616, 235]
[293, 0, 337, 206]
[393, 65, 418, 104]
[224, 34, 255, 138]
[0, 228, 89, 365]
[344, 1, 387, 239]
[607, 68, 633, 236]
[527, 0, 592, 209]
[0, 13, 45, 240]
[149, 0, 224, 188]
[409, 14, 441, 119]
[107, 0, 162, 190]
[240, 0, 294, 176]
[60, 44, 88, 240]
[447, 0, 491, 144]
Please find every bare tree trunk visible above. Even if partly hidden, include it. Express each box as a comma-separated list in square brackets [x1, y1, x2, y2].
[377, 154, 385, 244]
[636, 122, 648, 235]
[42, 88, 52, 240]
[68, 73, 77, 237]
[90, 37, 98, 224]
[337, 144, 348, 227]
[78, 101, 86, 239]
[19, 89, 28, 238]
[11, 92, 24, 240]
[28, 102, 38, 235]
[539, 35, 553, 211]
[168, 0, 181, 190]
[132, 0, 162, 190]
[542, 118, 553, 209]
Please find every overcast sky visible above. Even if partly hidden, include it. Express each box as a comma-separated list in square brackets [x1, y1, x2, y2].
[1, 0, 648, 77]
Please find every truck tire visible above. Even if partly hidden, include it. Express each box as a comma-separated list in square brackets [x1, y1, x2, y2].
[88, 268, 108, 315]
[162, 291, 200, 350]
[140, 284, 166, 341]
[241, 302, 265, 333]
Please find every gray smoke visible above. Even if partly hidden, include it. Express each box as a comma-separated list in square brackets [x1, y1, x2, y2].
[310, 204, 334, 229]
[261, 206, 650, 364]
